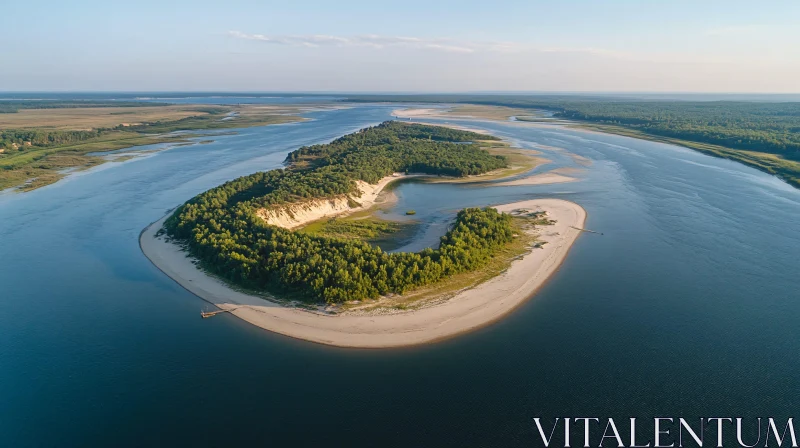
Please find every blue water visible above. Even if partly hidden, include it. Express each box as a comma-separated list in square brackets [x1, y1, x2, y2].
[1, 103, 799, 447]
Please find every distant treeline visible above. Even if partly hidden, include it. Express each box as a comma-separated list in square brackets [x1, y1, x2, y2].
[1, 129, 105, 149]
[551, 101, 800, 156]
[0, 100, 167, 114]
[0, 107, 227, 152]
[345, 95, 800, 186]
[0, 100, 171, 150]
[165, 121, 514, 303]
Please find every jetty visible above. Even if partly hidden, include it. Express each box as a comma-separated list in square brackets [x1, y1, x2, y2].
[570, 226, 603, 235]
[201, 307, 239, 318]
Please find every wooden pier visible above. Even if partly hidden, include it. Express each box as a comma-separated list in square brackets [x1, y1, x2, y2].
[201, 308, 237, 318]
[570, 226, 604, 235]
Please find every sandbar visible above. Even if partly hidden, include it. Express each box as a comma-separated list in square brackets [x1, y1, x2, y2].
[492, 172, 577, 187]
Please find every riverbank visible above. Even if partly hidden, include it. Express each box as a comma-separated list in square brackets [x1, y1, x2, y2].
[568, 122, 800, 189]
[140, 198, 586, 348]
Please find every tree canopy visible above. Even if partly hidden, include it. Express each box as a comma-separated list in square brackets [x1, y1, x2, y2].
[164, 121, 517, 304]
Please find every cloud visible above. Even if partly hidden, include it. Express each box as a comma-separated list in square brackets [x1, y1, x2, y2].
[226, 31, 640, 58]
[228, 31, 791, 69]
[228, 31, 476, 53]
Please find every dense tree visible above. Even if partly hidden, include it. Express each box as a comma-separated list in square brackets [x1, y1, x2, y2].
[1, 129, 105, 150]
[542, 101, 800, 159]
[165, 121, 515, 304]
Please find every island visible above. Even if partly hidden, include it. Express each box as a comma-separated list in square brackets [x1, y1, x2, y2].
[140, 121, 586, 347]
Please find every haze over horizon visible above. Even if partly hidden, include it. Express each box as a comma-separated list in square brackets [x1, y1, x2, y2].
[4, 0, 799, 93]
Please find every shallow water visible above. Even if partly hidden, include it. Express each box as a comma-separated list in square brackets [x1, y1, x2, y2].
[1, 104, 799, 447]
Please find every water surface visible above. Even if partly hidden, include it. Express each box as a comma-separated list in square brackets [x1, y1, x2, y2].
[1, 104, 799, 447]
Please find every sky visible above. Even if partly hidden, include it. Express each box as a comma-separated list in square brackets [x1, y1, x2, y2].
[2, 0, 799, 92]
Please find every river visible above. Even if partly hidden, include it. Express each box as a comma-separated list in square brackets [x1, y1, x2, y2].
[1, 102, 799, 447]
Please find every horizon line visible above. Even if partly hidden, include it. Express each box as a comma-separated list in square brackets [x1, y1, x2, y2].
[2, 90, 800, 95]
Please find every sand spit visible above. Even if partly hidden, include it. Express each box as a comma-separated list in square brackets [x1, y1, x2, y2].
[392, 105, 525, 123]
[492, 172, 577, 187]
[393, 108, 444, 118]
[140, 199, 586, 348]
[403, 120, 492, 135]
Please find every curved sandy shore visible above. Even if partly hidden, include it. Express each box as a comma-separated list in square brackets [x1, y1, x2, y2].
[140, 199, 586, 348]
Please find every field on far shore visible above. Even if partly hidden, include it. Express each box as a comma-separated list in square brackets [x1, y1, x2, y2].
[0, 104, 315, 130]
[0, 104, 311, 192]
[0, 105, 216, 130]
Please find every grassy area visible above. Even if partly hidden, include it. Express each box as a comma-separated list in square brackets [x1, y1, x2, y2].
[574, 123, 800, 188]
[0, 132, 194, 191]
[0, 105, 305, 192]
[0, 105, 215, 130]
[118, 106, 302, 133]
[446, 104, 537, 121]
[300, 216, 419, 252]
[1, 155, 104, 191]
[0, 100, 169, 114]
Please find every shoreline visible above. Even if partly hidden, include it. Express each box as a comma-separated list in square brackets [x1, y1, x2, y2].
[140, 198, 586, 348]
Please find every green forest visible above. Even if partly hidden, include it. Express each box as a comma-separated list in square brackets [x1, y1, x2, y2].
[165, 121, 519, 304]
[346, 95, 800, 187]
[536, 101, 800, 155]
[1, 129, 106, 149]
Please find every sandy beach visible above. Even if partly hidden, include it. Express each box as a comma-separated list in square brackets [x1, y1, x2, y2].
[492, 172, 577, 187]
[393, 108, 444, 118]
[392, 105, 529, 123]
[140, 198, 586, 348]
